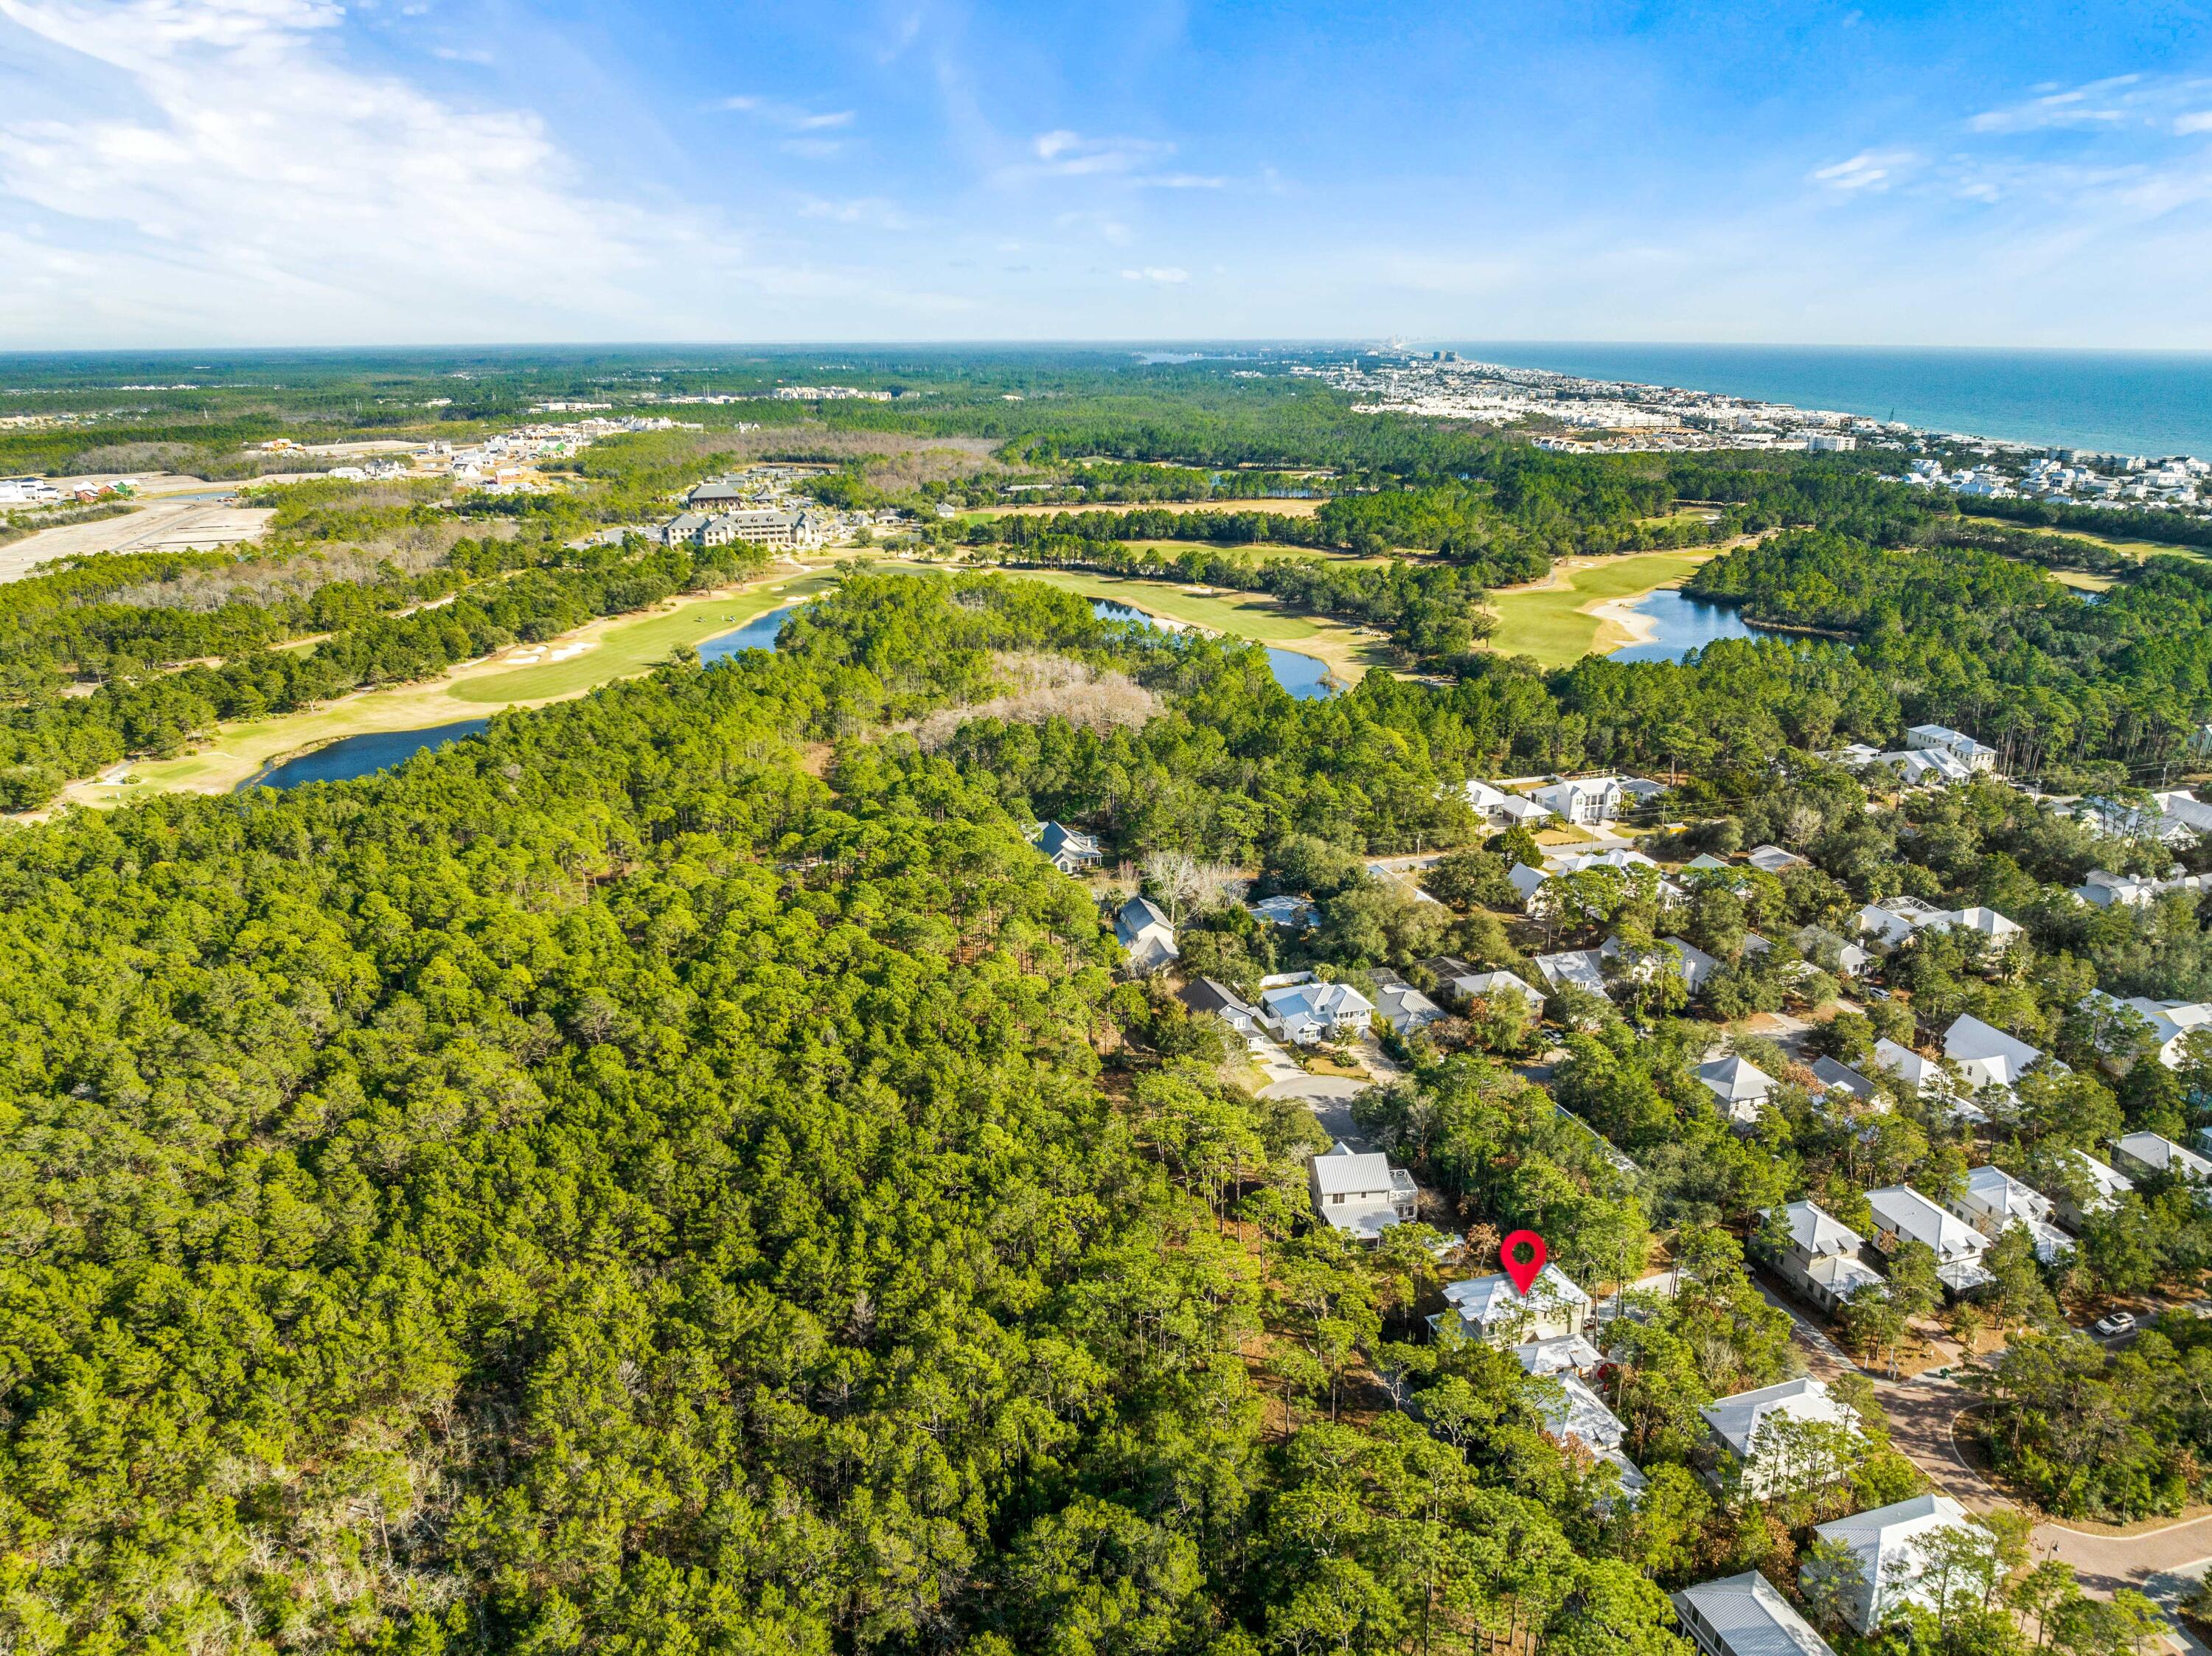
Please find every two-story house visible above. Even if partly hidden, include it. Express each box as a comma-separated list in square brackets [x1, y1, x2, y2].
[1307, 1143, 1419, 1242]
[1764, 1200, 1882, 1312]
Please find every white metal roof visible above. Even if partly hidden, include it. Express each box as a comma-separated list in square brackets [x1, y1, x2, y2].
[1441, 1264, 1590, 1326]
[1699, 1055, 1776, 1103]
[1701, 1378, 1854, 1458]
[1774, 1200, 1863, 1258]
[1311, 1142, 1396, 1197]
[1867, 1186, 1988, 1260]
[1672, 1571, 1838, 1656]
[2116, 1132, 2212, 1180]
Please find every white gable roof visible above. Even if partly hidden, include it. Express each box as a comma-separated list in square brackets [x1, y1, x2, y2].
[1441, 1264, 1590, 1327]
[1673, 1573, 1838, 1656]
[1961, 1165, 2053, 1225]
[1458, 970, 1543, 1007]
[1942, 1015, 2042, 1088]
[1701, 1378, 1856, 1458]
[1872, 1038, 1945, 1094]
[2115, 1131, 2212, 1180]
[1867, 1186, 1987, 1261]
[1311, 1142, 1394, 1198]
[1540, 1374, 1628, 1451]
[1774, 1200, 1863, 1259]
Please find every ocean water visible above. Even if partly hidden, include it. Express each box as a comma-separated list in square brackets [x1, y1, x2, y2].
[1450, 342, 2212, 459]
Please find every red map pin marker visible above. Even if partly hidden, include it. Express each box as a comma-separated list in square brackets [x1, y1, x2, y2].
[1500, 1230, 1547, 1296]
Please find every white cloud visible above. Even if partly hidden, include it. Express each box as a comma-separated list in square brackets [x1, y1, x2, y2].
[2178, 112, 2212, 135]
[1120, 266, 1188, 283]
[0, 0, 767, 341]
[1969, 74, 2141, 133]
[1025, 128, 1175, 178]
[1811, 150, 1914, 192]
[720, 94, 855, 132]
[799, 195, 911, 230]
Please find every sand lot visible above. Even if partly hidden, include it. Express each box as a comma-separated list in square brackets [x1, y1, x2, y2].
[0, 500, 274, 582]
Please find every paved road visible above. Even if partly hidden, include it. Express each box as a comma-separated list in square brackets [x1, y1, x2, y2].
[1873, 1369, 2212, 1648]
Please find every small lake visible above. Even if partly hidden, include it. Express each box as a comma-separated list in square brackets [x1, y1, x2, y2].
[245, 717, 490, 791]
[235, 591, 1328, 792]
[237, 603, 811, 791]
[1090, 599, 1336, 698]
[1605, 588, 1759, 663]
[697, 602, 800, 664]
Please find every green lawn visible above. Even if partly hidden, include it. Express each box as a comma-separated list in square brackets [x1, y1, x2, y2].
[1482, 552, 1714, 669]
[994, 568, 1391, 681]
[449, 571, 838, 704]
[2008, 522, 2211, 565]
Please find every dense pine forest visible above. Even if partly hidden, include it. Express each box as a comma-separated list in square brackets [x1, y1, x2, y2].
[3, 349, 2212, 1652]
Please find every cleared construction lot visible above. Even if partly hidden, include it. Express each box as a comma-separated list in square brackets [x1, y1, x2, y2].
[0, 499, 274, 583]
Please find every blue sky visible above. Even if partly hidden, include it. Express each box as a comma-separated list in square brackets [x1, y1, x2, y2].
[1, 0, 2208, 347]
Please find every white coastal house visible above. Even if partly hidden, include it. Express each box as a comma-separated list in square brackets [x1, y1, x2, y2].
[1660, 936, 1722, 995]
[1308, 1143, 1419, 1242]
[1865, 1186, 1992, 1294]
[1529, 775, 1628, 827]
[2076, 793, 2204, 847]
[2154, 790, 2212, 837]
[1699, 1055, 1778, 1127]
[1512, 847, 1669, 914]
[1510, 1331, 1607, 1378]
[1765, 1200, 1883, 1312]
[1745, 844, 1809, 874]
[1034, 821, 1102, 873]
[1115, 896, 1179, 974]
[1260, 979, 1374, 1044]
[2073, 869, 2166, 909]
[1539, 1374, 1649, 1500]
[1942, 1015, 2051, 1094]
[1925, 907, 2024, 950]
[1700, 1377, 1863, 1497]
[1854, 896, 1945, 947]
[2112, 1131, 2212, 1185]
[1675, 1572, 1840, 1656]
[1450, 969, 1545, 1012]
[1795, 925, 1871, 978]
[1374, 980, 1446, 1034]
[1869, 746, 1975, 788]
[1905, 723, 1999, 773]
[1871, 1037, 1947, 1099]
[1532, 949, 1610, 1001]
[1433, 1264, 1591, 1347]
[2051, 1149, 2134, 1231]
[1464, 779, 1553, 828]
[1952, 1166, 2073, 1263]
[2087, 989, 2212, 1069]
[1805, 1494, 1990, 1634]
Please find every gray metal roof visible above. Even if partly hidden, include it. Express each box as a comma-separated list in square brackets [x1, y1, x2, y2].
[1672, 1572, 1837, 1656]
